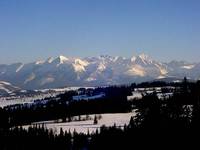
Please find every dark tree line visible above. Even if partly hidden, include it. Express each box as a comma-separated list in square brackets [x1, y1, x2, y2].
[1, 79, 200, 149]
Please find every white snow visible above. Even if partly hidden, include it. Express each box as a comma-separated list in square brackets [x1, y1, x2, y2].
[181, 65, 195, 69]
[157, 93, 173, 99]
[157, 75, 166, 79]
[35, 86, 95, 93]
[16, 64, 24, 72]
[73, 59, 89, 72]
[24, 73, 36, 84]
[58, 55, 69, 64]
[35, 60, 45, 65]
[23, 113, 135, 134]
[72, 93, 105, 101]
[40, 77, 55, 86]
[85, 77, 96, 82]
[128, 86, 175, 101]
[75, 59, 89, 66]
[126, 65, 145, 76]
[127, 91, 143, 100]
[0, 81, 11, 85]
[50, 87, 81, 92]
[137, 53, 153, 64]
[0, 54, 199, 89]
[0, 91, 59, 108]
[0, 81, 20, 95]
[0, 86, 97, 108]
[97, 63, 106, 72]
[46, 57, 54, 63]
[0, 86, 12, 94]
[131, 56, 136, 62]
[173, 80, 182, 83]
[0, 98, 33, 108]
[155, 64, 168, 75]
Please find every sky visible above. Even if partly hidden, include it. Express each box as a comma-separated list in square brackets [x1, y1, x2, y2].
[0, 0, 200, 64]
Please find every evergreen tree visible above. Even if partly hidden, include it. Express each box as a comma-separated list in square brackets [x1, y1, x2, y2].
[93, 115, 98, 125]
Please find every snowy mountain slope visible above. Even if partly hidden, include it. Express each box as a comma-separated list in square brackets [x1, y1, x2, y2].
[0, 81, 20, 95]
[0, 54, 199, 89]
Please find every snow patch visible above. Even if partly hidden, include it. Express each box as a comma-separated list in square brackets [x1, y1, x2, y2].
[86, 77, 96, 82]
[35, 60, 45, 65]
[46, 57, 54, 63]
[126, 65, 145, 76]
[0, 86, 12, 94]
[127, 91, 143, 100]
[131, 56, 136, 62]
[0, 81, 20, 95]
[0, 81, 11, 85]
[24, 73, 36, 84]
[40, 77, 55, 86]
[72, 93, 105, 101]
[157, 75, 166, 79]
[138, 53, 152, 64]
[155, 64, 168, 75]
[73, 59, 89, 72]
[181, 65, 195, 69]
[97, 63, 106, 72]
[58, 55, 69, 64]
[16, 64, 24, 72]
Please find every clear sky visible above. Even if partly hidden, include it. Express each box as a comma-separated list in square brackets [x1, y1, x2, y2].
[0, 0, 200, 64]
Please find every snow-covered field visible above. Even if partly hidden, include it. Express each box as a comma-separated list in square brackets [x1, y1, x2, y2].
[23, 113, 135, 134]
[0, 86, 94, 108]
[35, 86, 94, 93]
[127, 86, 175, 101]
[72, 93, 105, 101]
[0, 92, 58, 108]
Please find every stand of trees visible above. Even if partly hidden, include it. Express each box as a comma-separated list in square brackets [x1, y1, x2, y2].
[2, 86, 131, 127]
[0, 79, 200, 149]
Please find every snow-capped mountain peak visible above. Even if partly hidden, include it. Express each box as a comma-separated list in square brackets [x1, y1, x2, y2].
[138, 53, 149, 60]
[73, 59, 89, 72]
[129, 54, 152, 66]
[74, 59, 89, 66]
[131, 56, 136, 62]
[137, 53, 153, 64]
[46, 57, 54, 63]
[55, 55, 69, 64]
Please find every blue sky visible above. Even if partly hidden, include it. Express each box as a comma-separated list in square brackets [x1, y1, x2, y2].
[0, 0, 200, 63]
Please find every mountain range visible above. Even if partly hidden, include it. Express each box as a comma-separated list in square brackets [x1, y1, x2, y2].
[0, 54, 199, 90]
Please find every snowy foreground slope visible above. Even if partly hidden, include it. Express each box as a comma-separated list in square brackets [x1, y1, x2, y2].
[23, 113, 135, 134]
[0, 54, 199, 89]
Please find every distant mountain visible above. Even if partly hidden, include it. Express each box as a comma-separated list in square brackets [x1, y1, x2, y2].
[0, 54, 199, 89]
[0, 81, 20, 95]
